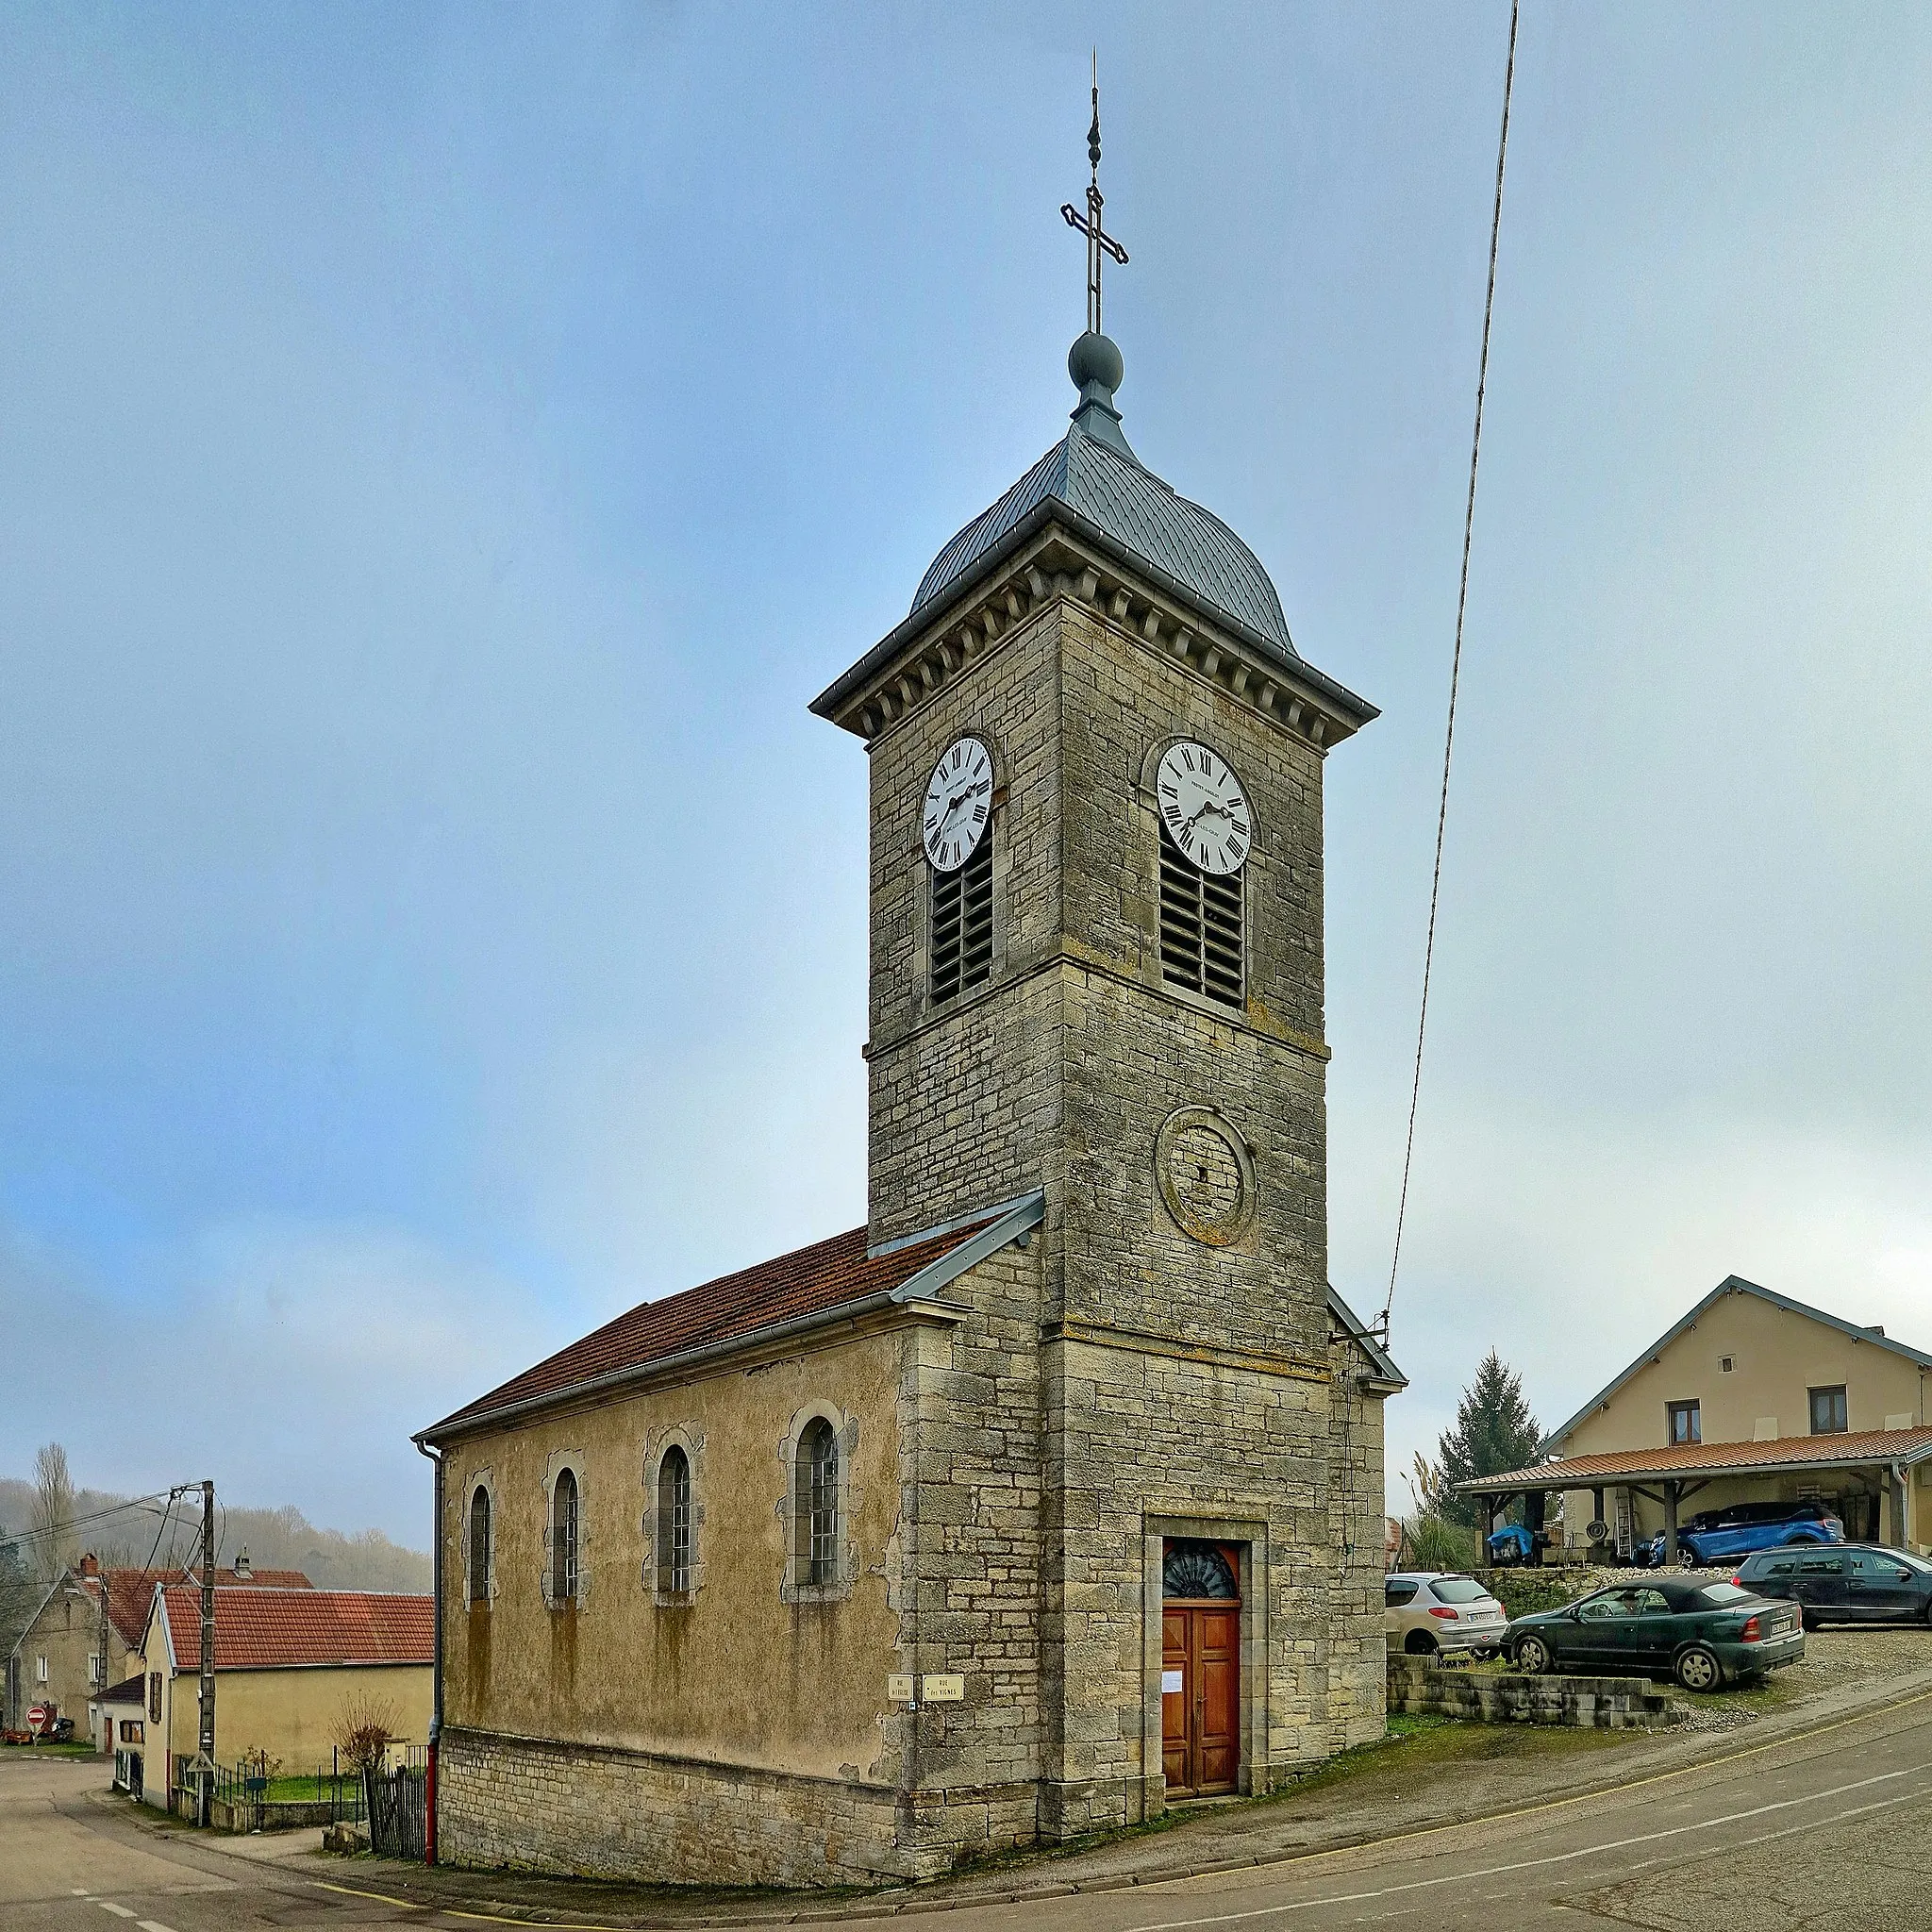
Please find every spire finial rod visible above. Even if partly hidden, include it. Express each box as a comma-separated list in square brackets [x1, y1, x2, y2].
[1060, 50, 1127, 338]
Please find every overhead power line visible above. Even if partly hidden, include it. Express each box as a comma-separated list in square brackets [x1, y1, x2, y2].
[2, 1491, 179, 1547]
[1381, 0, 1521, 1339]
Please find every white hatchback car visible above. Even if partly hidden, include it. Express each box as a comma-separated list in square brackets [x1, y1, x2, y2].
[1385, 1572, 1508, 1658]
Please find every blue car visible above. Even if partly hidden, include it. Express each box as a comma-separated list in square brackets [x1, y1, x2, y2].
[1645, 1501, 1843, 1569]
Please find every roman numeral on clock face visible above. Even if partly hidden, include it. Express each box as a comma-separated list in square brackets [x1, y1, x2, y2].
[1155, 740, 1252, 878]
[923, 735, 992, 873]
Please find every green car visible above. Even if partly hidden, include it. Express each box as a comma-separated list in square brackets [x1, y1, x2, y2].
[1507, 1579, 1805, 1691]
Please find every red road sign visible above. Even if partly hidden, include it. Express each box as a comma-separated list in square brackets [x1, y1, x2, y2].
[25, 1704, 53, 1737]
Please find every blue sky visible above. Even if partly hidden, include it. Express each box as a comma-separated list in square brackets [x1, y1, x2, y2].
[4, 4, 1929, 1542]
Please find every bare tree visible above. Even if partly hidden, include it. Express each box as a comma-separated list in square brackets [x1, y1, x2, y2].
[331, 1690, 403, 1777]
[30, 1444, 76, 1583]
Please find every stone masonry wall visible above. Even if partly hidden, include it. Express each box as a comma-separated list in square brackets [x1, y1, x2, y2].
[889, 1241, 1047, 1867]
[861, 580, 1386, 1843]
[440, 1725, 925, 1886]
[865, 600, 1065, 1247]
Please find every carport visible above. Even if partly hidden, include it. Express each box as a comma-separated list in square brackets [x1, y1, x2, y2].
[1457, 1425, 1932, 1565]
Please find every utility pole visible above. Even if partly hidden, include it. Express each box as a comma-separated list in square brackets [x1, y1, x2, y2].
[96, 1557, 110, 1755]
[195, 1480, 215, 1826]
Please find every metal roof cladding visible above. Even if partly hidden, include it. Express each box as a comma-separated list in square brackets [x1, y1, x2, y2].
[910, 331, 1298, 658]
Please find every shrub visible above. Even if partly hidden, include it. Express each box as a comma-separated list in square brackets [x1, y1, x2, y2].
[1398, 1512, 1479, 1574]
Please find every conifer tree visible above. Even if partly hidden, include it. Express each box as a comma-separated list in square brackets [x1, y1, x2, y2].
[1435, 1352, 1541, 1527]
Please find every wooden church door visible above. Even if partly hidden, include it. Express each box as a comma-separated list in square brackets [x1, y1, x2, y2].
[1160, 1540, 1241, 1797]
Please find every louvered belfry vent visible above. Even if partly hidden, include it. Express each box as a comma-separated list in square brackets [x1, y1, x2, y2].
[1159, 825, 1242, 1008]
[932, 831, 993, 1004]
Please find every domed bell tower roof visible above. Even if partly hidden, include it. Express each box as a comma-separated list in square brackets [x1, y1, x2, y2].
[909, 330, 1299, 657]
[811, 73, 1374, 742]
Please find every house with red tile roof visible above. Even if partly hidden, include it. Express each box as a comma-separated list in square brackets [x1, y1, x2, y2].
[4, 1553, 311, 1744]
[1456, 1277, 1932, 1562]
[415, 291, 1404, 1886]
[127, 1583, 430, 1810]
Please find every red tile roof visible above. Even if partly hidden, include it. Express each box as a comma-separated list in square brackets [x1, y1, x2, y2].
[1464, 1425, 1932, 1491]
[425, 1215, 996, 1438]
[92, 1567, 314, 1649]
[156, 1586, 432, 1672]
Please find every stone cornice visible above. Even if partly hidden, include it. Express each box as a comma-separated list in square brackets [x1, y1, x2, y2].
[863, 940, 1331, 1066]
[810, 510, 1377, 756]
[1042, 1317, 1330, 1386]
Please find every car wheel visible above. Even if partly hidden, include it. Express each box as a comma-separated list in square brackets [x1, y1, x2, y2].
[1514, 1634, 1553, 1675]
[1675, 1645, 1724, 1693]
[1800, 1609, 1817, 1632]
[1403, 1631, 1439, 1658]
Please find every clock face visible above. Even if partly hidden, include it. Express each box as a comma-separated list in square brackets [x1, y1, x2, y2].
[1156, 741, 1252, 875]
[922, 736, 993, 872]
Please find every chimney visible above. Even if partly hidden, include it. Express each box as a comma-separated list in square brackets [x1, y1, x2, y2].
[78, 1553, 99, 1578]
[233, 1547, 253, 1581]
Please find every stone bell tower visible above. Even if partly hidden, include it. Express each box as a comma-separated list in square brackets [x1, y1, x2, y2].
[811, 99, 1400, 1833]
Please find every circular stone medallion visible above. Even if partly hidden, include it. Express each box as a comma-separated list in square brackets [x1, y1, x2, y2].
[1155, 1106, 1257, 1247]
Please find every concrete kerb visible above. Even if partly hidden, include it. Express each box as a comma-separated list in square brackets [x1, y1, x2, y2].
[201, 1663, 1932, 1929]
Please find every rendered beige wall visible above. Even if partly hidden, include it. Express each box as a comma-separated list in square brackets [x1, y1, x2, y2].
[1555, 1289, 1930, 1553]
[130, 1632, 428, 1798]
[211, 1663, 431, 1770]
[1561, 1291, 1926, 1458]
[439, 1320, 905, 1783]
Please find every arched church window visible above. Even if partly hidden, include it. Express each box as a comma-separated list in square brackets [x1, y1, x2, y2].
[1162, 1541, 1238, 1600]
[657, 1445, 692, 1594]
[1158, 824, 1242, 1008]
[932, 828, 994, 1004]
[468, 1486, 491, 1604]
[551, 1468, 579, 1604]
[796, 1419, 840, 1586]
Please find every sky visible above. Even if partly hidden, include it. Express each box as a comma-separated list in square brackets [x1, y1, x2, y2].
[2, 4, 1929, 1545]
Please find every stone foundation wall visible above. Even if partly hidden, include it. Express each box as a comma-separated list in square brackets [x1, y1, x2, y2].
[437, 1726, 1044, 1888]
[1387, 1658, 1683, 1729]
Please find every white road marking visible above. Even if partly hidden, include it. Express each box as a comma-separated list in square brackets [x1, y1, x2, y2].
[1128, 1766, 1929, 1929]
[94, 1907, 136, 1920]
[137, 1921, 177, 1932]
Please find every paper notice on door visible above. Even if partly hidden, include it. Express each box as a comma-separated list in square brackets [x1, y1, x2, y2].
[1161, 1669, 1184, 1694]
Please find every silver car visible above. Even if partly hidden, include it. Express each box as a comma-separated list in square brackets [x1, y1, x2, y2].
[1386, 1571, 1508, 1658]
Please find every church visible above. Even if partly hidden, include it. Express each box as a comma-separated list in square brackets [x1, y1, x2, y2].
[417, 132, 1405, 1885]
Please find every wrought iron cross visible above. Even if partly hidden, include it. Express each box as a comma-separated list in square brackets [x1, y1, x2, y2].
[1060, 54, 1127, 336]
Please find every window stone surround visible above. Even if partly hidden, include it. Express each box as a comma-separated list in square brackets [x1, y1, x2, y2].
[778, 1403, 860, 1605]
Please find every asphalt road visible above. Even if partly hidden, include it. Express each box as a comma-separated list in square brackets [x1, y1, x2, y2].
[7, 1699, 1931, 1932]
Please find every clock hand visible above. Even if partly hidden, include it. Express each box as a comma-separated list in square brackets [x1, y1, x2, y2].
[936, 779, 989, 828]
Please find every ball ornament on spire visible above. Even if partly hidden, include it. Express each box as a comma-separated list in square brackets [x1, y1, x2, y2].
[1068, 330, 1124, 400]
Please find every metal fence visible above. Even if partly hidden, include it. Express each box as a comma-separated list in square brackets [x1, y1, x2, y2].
[177, 1752, 369, 1828]
[367, 1759, 426, 1860]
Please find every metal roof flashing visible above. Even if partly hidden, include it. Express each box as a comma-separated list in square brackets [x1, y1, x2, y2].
[1328, 1285, 1407, 1391]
